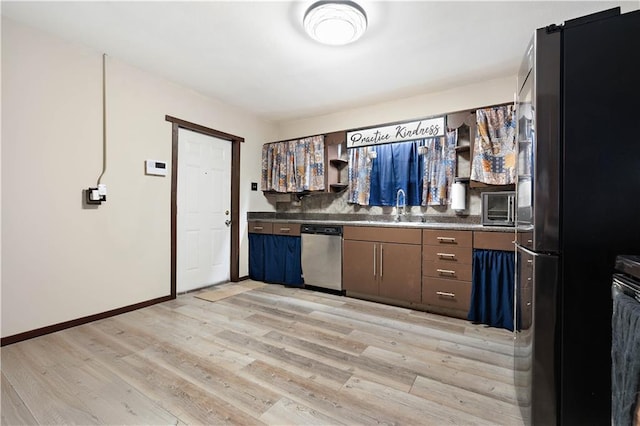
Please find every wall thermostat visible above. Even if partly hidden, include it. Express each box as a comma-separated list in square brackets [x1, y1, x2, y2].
[146, 159, 167, 176]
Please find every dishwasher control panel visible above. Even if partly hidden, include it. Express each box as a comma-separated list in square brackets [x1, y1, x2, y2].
[301, 225, 343, 236]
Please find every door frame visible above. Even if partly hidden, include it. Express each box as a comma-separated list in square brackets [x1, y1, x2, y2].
[166, 115, 243, 298]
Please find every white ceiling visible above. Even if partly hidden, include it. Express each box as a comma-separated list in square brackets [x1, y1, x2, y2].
[2, 1, 638, 122]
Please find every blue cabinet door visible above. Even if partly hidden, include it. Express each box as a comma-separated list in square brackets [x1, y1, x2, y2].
[468, 249, 516, 331]
[249, 234, 302, 287]
[248, 233, 266, 281]
[264, 235, 285, 284]
[282, 236, 303, 287]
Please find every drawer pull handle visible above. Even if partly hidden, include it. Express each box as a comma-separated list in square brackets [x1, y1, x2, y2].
[253, 226, 264, 230]
[280, 227, 290, 232]
[436, 291, 456, 298]
[437, 252, 456, 259]
[437, 237, 457, 243]
[436, 269, 456, 276]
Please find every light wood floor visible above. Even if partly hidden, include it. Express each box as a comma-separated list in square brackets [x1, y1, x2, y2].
[1, 281, 526, 425]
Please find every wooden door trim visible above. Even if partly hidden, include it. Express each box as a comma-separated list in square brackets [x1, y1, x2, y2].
[166, 115, 243, 298]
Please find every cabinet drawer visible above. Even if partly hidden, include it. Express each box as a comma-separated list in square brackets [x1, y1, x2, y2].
[422, 277, 471, 312]
[423, 244, 472, 263]
[422, 229, 472, 247]
[344, 226, 421, 244]
[423, 260, 472, 282]
[248, 221, 273, 234]
[473, 231, 515, 251]
[273, 223, 301, 236]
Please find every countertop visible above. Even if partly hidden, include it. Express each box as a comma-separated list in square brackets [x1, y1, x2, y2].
[247, 212, 517, 232]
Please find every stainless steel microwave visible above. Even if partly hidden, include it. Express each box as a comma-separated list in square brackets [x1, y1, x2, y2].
[481, 191, 516, 226]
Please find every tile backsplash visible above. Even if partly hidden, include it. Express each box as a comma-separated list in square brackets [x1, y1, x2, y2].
[267, 186, 486, 219]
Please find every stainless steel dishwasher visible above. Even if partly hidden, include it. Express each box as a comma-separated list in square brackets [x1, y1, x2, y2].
[300, 224, 343, 291]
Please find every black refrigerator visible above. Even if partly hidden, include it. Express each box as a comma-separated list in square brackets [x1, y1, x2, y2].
[514, 7, 640, 426]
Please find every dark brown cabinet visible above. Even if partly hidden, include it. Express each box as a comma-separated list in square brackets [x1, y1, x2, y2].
[473, 230, 515, 251]
[272, 223, 301, 236]
[378, 242, 422, 303]
[422, 229, 473, 318]
[343, 226, 422, 304]
[342, 240, 378, 295]
[325, 131, 348, 193]
[248, 221, 300, 237]
[248, 221, 273, 234]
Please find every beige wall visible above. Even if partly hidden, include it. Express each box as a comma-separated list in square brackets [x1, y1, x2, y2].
[1, 18, 276, 338]
[276, 75, 516, 140]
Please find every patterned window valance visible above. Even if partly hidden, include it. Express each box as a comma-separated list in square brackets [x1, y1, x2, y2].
[261, 135, 325, 193]
[470, 105, 517, 185]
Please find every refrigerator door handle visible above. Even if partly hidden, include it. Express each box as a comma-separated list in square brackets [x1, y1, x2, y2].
[516, 243, 555, 258]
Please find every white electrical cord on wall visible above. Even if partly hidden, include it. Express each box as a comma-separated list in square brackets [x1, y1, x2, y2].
[85, 53, 108, 204]
[97, 53, 107, 186]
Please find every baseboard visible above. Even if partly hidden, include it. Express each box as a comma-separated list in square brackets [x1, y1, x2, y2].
[1, 294, 174, 347]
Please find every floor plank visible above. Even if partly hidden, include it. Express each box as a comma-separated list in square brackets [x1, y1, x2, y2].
[410, 374, 526, 425]
[259, 397, 345, 425]
[240, 360, 396, 425]
[340, 375, 496, 425]
[1, 280, 524, 425]
[1, 372, 37, 426]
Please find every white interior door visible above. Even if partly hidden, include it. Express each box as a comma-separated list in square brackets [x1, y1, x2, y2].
[177, 128, 231, 293]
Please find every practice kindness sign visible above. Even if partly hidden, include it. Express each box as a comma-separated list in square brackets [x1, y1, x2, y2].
[346, 116, 446, 148]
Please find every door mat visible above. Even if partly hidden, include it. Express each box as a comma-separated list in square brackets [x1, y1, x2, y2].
[194, 281, 266, 303]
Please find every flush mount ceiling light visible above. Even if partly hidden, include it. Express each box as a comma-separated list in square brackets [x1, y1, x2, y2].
[303, 1, 368, 46]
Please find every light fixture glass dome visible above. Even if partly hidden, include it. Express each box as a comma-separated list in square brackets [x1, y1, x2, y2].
[303, 1, 368, 46]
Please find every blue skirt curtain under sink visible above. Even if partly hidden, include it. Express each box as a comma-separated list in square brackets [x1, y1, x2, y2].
[468, 249, 516, 331]
[249, 234, 303, 287]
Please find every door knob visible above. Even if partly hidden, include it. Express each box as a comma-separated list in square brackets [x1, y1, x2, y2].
[225, 220, 232, 227]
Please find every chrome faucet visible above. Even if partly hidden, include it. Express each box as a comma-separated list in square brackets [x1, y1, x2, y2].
[395, 188, 406, 221]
